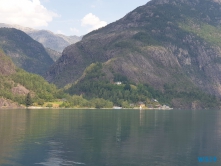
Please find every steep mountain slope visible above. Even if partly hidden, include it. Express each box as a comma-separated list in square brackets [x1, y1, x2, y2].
[0, 50, 60, 108]
[46, 0, 221, 107]
[0, 50, 16, 76]
[0, 28, 53, 75]
[0, 23, 82, 53]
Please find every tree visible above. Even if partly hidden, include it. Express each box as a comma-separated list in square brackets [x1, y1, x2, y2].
[26, 93, 32, 107]
[124, 83, 131, 91]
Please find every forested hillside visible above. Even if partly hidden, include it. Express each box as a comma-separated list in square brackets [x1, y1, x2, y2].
[66, 62, 219, 109]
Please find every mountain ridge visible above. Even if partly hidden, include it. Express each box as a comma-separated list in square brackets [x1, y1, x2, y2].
[0, 28, 54, 75]
[46, 0, 221, 108]
[0, 23, 82, 53]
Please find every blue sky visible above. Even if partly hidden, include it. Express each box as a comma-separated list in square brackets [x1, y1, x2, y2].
[0, 0, 150, 36]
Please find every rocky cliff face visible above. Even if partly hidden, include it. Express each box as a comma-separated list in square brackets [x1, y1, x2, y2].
[46, 0, 221, 100]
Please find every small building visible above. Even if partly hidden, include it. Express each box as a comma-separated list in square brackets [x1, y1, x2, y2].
[138, 102, 145, 108]
[115, 82, 122, 85]
[151, 99, 158, 102]
[130, 103, 135, 107]
[140, 104, 145, 108]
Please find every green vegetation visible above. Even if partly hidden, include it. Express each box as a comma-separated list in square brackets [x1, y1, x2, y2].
[66, 62, 220, 109]
[0, 66, 115, 108]
[59, 95, 113, 108]
[162, 83, 219, 108]
[133, 32, 160, 46]
[12, 68, 61, 101]
[0, 50, 61, 107]
[0, 51, 114, 108]
[25, 93, 32, 107]
[0, 51, 217, 109]
[0, 68, 62, 106]
[179, 19, 221, 46]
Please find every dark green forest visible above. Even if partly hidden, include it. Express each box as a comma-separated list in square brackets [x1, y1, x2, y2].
[66, 63, 220, 109]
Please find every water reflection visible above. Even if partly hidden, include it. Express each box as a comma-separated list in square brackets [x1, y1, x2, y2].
[0, 110, 26, 165]
[116, 116, 121, 142]
[139, 109, 144, 126]
[0, 109, 220, 166]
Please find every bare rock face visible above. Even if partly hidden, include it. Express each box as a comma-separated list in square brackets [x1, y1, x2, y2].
[11, 84, 30, 96]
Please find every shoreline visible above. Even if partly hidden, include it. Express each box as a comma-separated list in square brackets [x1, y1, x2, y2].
[0, 106, 173, 110]
[28, 106, 173, 110]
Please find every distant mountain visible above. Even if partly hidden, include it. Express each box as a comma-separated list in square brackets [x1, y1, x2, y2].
[0, 23, 35, 34]
[0, 23, 82, 53]
[46, 0, 221, 109]
[45, 48, 62, 62]
[0, 28, 53, 75]
[27, 30, 82, 53]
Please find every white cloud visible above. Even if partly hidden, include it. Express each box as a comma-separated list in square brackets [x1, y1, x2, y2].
[41, 0, 50, 2]
[70, 28, 79, 34]
[0, 0, 58, 28]
[81, 13, 107, 32]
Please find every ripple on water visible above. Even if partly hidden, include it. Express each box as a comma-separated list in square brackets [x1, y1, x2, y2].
[35, 140, 86, 166]
[35, 158, 86, 166]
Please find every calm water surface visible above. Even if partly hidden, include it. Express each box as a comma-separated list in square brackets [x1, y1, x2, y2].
[0, 109, 221, 166]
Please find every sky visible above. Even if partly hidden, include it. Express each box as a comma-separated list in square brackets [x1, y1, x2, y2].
[0, 0, 150, 36]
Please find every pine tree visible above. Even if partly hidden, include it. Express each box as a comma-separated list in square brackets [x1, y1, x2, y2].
[26, 93, 32, 107]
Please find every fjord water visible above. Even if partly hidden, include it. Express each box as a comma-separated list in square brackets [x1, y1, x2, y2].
[0, 109, 220, 166]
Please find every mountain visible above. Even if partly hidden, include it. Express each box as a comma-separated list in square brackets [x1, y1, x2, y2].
[0, 28, 54, 76]
[0, 50, 16, 76]
[45, 48, 62, 62]
[0, 50, 24, 108]
[46, 0, 221, 108]
[0, 50, 115, 109]
[0, 50, 61, 108]
[0, 23, 82, 53]
[0, 23, 34, 34]
[27, 30, 82, 53]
